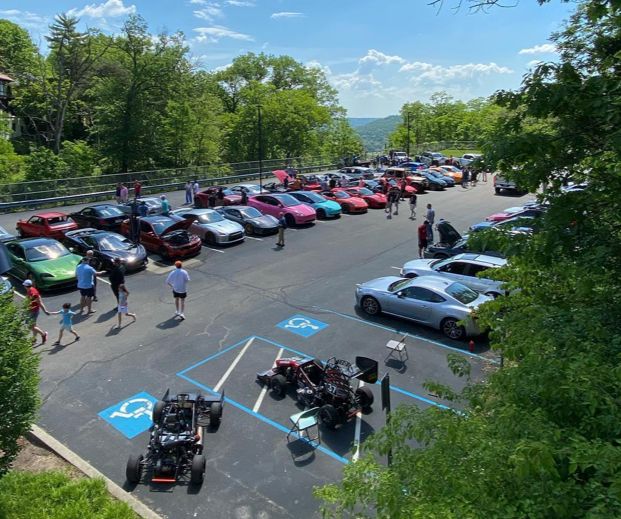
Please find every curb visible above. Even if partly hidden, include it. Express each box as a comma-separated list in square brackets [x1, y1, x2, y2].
[27, 425, 162, 519]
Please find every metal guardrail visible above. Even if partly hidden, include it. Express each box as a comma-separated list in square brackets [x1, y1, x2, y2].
[0, 162, 337, 212]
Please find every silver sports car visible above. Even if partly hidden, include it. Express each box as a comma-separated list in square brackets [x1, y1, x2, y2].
[216, 205, 279, 235]
[171, 208, 245, 245]
[355, 275, 491, 340]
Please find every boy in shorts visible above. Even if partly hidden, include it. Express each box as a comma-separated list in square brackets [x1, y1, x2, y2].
[49, 302, 80, 345]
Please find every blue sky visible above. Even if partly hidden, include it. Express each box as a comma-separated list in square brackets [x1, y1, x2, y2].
[1, 0, 576, 117]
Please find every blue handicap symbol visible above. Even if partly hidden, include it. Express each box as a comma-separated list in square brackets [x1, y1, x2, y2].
[98, 391, 157, 439]
[276, 314, 328, 338]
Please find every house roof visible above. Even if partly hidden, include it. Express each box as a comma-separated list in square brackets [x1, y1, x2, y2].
[0, 73, 14, 82]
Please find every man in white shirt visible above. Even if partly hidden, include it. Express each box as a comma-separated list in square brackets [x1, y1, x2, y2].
[166, 260, 190, 320]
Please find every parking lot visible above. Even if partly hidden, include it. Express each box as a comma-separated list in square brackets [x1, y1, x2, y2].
[2, 180, 526, 518]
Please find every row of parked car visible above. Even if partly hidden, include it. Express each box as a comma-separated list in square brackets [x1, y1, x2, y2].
[354, 200, 547, 340]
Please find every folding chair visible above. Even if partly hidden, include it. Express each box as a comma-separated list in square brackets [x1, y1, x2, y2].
[287, 407, 320, 445]
[385, 334, 409, 363]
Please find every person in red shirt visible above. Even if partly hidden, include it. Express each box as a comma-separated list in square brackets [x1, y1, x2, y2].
[23, 279, 49, 344]
[133, 179, 142, 199]
[418, 220, 428, 258]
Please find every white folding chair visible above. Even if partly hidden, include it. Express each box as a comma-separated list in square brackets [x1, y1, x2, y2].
[287, 407, 320, 445]
[385, 334, 409, 363]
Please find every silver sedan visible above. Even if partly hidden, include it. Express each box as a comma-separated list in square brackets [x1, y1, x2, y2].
[171, 208, 245, 245]
[355, 275, 491, 340]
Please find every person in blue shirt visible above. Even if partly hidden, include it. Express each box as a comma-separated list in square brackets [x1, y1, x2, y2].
[50, 302, 80, 345]
[76, 257, 104, 315]
[138, 200, 148, 217]
[160, 195, 170, 216]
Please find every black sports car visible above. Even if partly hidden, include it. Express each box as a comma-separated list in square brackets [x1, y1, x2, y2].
[63, 228, 148, 271]
[69, 204, 127, 231]
[424, 220, 504, 260]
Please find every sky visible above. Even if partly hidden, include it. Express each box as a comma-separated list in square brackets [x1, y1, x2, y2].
[1, 0, 577, 117]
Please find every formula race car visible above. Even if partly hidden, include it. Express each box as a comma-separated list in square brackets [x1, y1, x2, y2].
[257, 356, 378, 429]
[125, 390, 224, 486]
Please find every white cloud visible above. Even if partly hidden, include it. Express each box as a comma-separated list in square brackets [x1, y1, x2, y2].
[518, 43, 557, 55]
[359, 49, 406, 66]
[226, 0, 254, 5]
[306, 60, 332, 76]
[399, 61, 513, 82]
[193, 25, 254, 43]
[0, 9, 49, 30]
[193, 5, 224, 22]
[331, 71, 383, 93]
[270, 12, 305, 19]
[68, 0, 136, 18]
[527, 59, 544, 68]
[190, 0, 207, 3]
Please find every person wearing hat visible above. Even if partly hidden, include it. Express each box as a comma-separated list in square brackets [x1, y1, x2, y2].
[166, 260, 190, 320]
[23, 279, 49, 344]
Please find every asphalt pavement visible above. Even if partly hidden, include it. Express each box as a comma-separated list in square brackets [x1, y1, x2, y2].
[3, 179, 531, 518]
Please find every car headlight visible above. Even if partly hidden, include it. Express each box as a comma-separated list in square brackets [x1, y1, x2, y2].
[127, 256, 136, 263]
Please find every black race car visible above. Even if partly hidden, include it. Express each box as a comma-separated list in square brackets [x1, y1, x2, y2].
[257, 356, 378, 430]
[69, 204, 127, 231]
[63, 228, 148, 271]
[126, 391, 224, 486]
[424, 220, 504, 260]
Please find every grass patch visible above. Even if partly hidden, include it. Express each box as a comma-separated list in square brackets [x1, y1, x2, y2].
[0, 471, 137, 519]
[438, 148, 481, 157]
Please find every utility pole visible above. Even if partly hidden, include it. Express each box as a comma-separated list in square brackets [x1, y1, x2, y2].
[406, 111, 411, 158]
[257, 105, 264, 191]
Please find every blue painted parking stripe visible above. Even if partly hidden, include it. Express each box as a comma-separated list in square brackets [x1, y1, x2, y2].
[310, 306, 498, 364]
[383, 383, 451, 410]
[176, 336, 256, 376]
[177, 372, 349, 465]
[253, 336, 312, 359]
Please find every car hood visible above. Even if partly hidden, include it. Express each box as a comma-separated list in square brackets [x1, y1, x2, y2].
[102, 244, 146, 259]
[203, 219, 243, 233]
[251, 215, 279, 226]
[402, 258, 436, 272]
[486, 211, 510, 221]
[286, 204, 316, 216]
[31, 254, 82, 276]
[348, 197, 367, 206]
[470, 221, 494, 231]
[161, 218, 194, 234]
[437, 221, 462, 246]
[316, 200, 341, 211]
[358, 276, 402, 292]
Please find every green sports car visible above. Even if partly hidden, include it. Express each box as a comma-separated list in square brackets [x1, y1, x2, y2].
[5, 238, 82, 290]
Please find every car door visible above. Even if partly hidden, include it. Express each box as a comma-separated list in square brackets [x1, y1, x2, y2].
[139, 220, 159, 251]
[463, 263, 494, 292]
[7, 242, 27, 278]
[389, 286, 441, 324]
[226, 208, 242, 224]
[22, 216, 42, 237]
[433, 260, 472, 286]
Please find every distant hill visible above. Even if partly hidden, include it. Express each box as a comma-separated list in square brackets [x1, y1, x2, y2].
[348, 117, 378, 128]
[353, 115, 401, 152]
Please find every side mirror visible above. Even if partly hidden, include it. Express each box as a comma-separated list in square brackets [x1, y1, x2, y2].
[396, 291, 405, 298]
[68, 247, 75, 253]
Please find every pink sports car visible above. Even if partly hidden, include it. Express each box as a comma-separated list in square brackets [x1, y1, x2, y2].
[248, 193, 316, 226]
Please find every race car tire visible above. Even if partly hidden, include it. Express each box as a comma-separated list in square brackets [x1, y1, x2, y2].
[190, 454, 206, 485]
[209, 402, 222, 427]
[319, 404, 340, 430]
[270, 374, 287, 398]
[152, 401, 166, 424]
[355, 386, 374, 410]
[126, 454, 143, 484]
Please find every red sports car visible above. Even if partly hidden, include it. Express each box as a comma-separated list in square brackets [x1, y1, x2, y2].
[16, 212, 78, 240]
[321, 190, 368, 214]
[120, 216, 202, 260]
[343, 187, 387, 209]
[194, 186, 242, 208]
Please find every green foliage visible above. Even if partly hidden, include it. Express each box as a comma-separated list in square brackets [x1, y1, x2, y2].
[23, 147, 68, 181]
[0, 471, 137, 518]
[0, 123, 24, 183]
[0, 295, 39, 475]
[0, 20, 39, 76]
[353, 115, 400, 152]
[59, 140, 99, 177]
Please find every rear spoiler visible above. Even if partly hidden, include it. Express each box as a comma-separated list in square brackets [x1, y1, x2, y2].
[354, 357, 379, 384]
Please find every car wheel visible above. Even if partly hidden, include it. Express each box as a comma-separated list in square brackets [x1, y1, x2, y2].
[361, 296, 381, 316]
[152, 400, 166, 423]
[441, 318, 465, 340]
[195, 198, 204, 208]
[285, 214, 295, 227]
[316, 209, 326, 219]
[270, 374, 287, 397]
[158, 247, 168, 260]
[342, 204, 350, 214]
[209, 402, 222, 427]
[125, 454, 143, 484]
[495, 188, 501, 194]
[244, 223, 254, 236]
[355, 386, 374, 410]
[204, 233, 216, 245]
[319, 404, 340, 430]
[190, 454, 206, 485]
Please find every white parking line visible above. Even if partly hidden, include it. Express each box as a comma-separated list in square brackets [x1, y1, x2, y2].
[352, 381, 364, 462]
[246, 236, 263, 241]
[13, 290, 25, 299]
[252, 347, 284, 413]
[213, 337, 254, 393]
[390, 266, 401, 271]
[97, 276, 111, 285]
[205, 247, 225, 254]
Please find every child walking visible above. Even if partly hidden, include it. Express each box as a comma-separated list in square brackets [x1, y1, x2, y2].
[117, 284, 137, 329]
[50, 303, 80, 345]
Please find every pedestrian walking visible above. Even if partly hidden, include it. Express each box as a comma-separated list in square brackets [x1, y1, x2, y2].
[276, 213, 287, 247]
[208, 191, 217, 208]
[216, 187, 225, 204]
[240, 189, 248, 205]
[115, 183, 122, 204]
[86, 250, 99, 301]
[482, 168, 489, 182]
[134, 179, 142, 198]
[120, 183, 129, 204]
[400, 178, 407, 201]
[76, 257, 104, 315]
[109, 257, 125, 306]
[461, 168, 469, 188]
[160, 195, 170, 216]
[418, 221, 428, 257]
[471, 169, 478, 186]
[117, 284, 137, 329]
[49, 303, 80, 345]
[425, 203, 435, 242]
[329, 178, 337, 189]
[166, 261, 190, 320]
[192, 180, 200, 200]
[185, 181, 193, 205]
[409, 193, 417, 220]
[23, 279, 49, 344]
[387, 187, 400, 217]
[138, 200, 148, 217]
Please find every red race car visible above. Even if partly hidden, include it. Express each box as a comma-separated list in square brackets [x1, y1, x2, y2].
[321, 190, 368, 214]
[16, 212, 78, 240]
[343, 187, 387, 209]
[120, 216, 202, 260]
[194, 186, 242, 208]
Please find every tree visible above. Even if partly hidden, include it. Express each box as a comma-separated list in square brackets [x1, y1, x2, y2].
[0, 20, 39, 76]
[0, 294, 40, 474]
[321, 117, 364, 160]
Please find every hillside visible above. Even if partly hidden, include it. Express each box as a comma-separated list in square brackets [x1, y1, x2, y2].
[347, 117, 378, 128]
[353, 115, 401, 152]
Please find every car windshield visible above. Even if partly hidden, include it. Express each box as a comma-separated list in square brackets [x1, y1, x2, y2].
[198, 212, 225, 223]
[274, 194, 301, 207]
[299, 192, 324, 203]
[431, 257, 454, 269]
[388, 279, 412, 292]
[25, 242, 71, 262]
[241, 185, 260, 193]
[151, 220, 174, 235]
[47, 216, 73, 226]
[96, 206, 125, 217]
[240, 207, 263, 219]
[95, 234, 133, 251]
[333, 191, 350, 199]
[357, 188, 374, 195]
[445, 282, 479, 304]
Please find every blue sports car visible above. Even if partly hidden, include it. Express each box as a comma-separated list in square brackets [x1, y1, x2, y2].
[288, 191, 342, 218]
